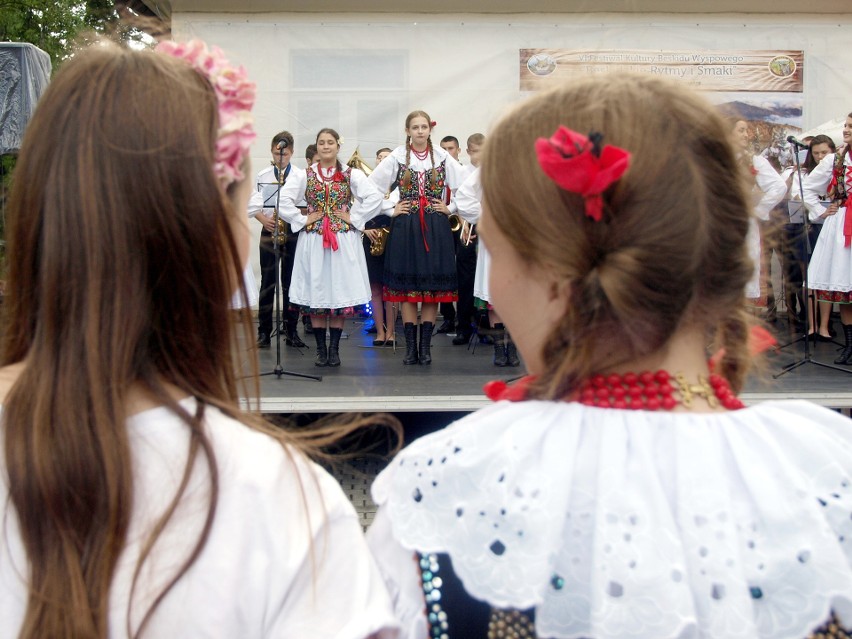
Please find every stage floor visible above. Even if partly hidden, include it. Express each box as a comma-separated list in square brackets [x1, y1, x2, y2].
[245, 317, 852, 413]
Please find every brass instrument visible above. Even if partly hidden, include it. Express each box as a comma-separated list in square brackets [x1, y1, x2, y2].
[346, 147, 373, 176]
[273, 212, 288, 240]
[448, 215, 474, 247]
[368, 227, 390, 256]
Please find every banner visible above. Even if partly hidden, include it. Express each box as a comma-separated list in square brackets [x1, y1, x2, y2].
[520, 49, 803, 93]
[521, 48, 805, 169]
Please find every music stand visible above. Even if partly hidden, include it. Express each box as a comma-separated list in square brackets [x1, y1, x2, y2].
[259, 146, 321, 382]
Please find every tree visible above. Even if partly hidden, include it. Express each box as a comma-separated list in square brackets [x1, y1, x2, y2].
[0, 0, 162, 69]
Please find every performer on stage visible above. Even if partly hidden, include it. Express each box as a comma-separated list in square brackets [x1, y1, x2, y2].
[368, 73, 852, 638]
[281, 128, 383, 367]
[436, 135, 463, 335]
[363, 147, 398, 347]
[456, 166, 520, 367]
[370, 112, 469, 365]
[248, 131, 305, 348]
[730, 118, 787, 306]
[803, 114, 852, 364]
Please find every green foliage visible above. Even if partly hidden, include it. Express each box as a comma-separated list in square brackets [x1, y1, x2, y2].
[0, 0, 150, 70]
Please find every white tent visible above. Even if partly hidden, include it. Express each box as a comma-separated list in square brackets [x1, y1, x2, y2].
[799, 117, 846, 146]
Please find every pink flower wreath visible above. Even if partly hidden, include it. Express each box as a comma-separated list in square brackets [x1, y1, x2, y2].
[156, 39, 256, 185]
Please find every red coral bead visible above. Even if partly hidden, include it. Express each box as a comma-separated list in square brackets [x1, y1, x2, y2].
[661, 396, 678, 410]
[645, 397, 661, 410]
[639, 371, 654, 385]
[623, 372, 638, 386]
[654, 370, 670, 384]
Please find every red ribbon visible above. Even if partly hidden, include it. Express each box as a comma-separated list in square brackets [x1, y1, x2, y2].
[321, 215, 339, 251]
[843, 198, 852, 248]
[417, 173, 430, 252]
[534, 126, 631, 222]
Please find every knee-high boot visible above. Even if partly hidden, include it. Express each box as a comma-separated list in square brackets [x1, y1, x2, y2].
[505, 332, 520, 367]
[314, 328, 328, 367]
[403, 322, 419, 365]
[327, 327, 342, 367]
[493, 323, 508, 367]
[835, 324, 852, 365]
[419, 321, 434, 365]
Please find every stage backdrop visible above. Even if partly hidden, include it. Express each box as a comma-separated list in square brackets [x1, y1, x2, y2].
[169, 11, 852, 297]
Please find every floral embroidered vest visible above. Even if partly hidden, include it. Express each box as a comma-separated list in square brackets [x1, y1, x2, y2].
[397, 162, 447, 215]
[305, 166, 353, 234]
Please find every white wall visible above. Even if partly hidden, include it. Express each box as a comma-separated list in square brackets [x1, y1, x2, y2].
[170, 11, 852, 290]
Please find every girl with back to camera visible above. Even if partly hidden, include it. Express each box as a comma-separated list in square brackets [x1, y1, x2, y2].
[369, 112, 468, 365]
[368, 74, 852, 638]
[0, 40, 397, 638]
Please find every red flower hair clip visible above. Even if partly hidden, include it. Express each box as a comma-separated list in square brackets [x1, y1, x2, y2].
[535, 126, 631, 222]
[430, 120, 437, 128]
[483, 375, 537, 402]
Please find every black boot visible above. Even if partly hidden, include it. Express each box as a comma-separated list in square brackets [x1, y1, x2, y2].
[835, 324, 852, 365]
[493, 325, 508, 367]
[314, 329, 328, 367]
[327, 327, 342, 367]
[419, 322, 434, 365]
[505, 332, 520, 367]
[403, 323, 419, 365]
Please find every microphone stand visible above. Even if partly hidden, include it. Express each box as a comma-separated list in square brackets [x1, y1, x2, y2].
[260, 146, 322, 382]
[773, 146, 850, 379]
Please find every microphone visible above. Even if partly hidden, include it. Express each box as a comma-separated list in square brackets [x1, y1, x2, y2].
[786, 135, 809, 148]
[277, 139, 289, 150]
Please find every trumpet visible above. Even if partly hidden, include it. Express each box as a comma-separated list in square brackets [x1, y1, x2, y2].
[271, 210, 288, 239]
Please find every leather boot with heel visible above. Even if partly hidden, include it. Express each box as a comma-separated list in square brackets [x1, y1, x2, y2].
[327, 327, 342, 367]
[505, 333, 520, 367]
[493, 324, 508, 367]
[419, 321, 434, 365]
[314, 329, 328, 367]
[403, 323, 419, 365]
[834, 324, 852, 365]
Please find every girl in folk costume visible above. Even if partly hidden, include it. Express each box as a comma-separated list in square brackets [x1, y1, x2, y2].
[455, 168, 521, 367]
[730, 119, 788, 305]
[803, 114, 852, 364]
[369, 111, 469, 365]
[0, 40, 398, 638]
[368, 74, 852, 638]
[281, 128, 383, 367]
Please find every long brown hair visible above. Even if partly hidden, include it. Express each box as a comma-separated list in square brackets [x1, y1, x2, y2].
[2, 41, 403, 638]
[481, 74, 755, 399]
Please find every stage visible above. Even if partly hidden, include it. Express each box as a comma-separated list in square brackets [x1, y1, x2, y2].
[245, 317, 852, 414]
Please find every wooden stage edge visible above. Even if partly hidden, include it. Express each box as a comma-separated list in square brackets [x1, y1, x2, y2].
[245, 391, 852, 414]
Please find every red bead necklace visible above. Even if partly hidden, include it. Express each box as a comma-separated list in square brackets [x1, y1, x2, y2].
[411, 146, 429, 161]
[484, 371, 744, 411]
[318, 165, 336, 182]
[576, 370, 744, 411]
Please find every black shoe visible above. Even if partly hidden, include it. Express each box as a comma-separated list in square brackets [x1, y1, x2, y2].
[286, 333, 306, 348]
[479, 334, 494, 345]
[257, 333, 270, 348]
[493, 327, 507, 367]
[436, 319, 455, 334]
[452, 332, 471, 346]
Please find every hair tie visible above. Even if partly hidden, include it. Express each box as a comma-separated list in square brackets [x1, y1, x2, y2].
[534, 126, 631, 222]
[156, 39, 256, 186]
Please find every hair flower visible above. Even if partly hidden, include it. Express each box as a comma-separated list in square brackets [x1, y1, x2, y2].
[535, 126, 631, 222]
[430, 120, 437, 128]
[483, 375, 537, 402]
[156, 39, 256, 185]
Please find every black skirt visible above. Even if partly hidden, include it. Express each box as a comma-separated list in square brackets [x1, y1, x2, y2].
[383, 210, 458, 302]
